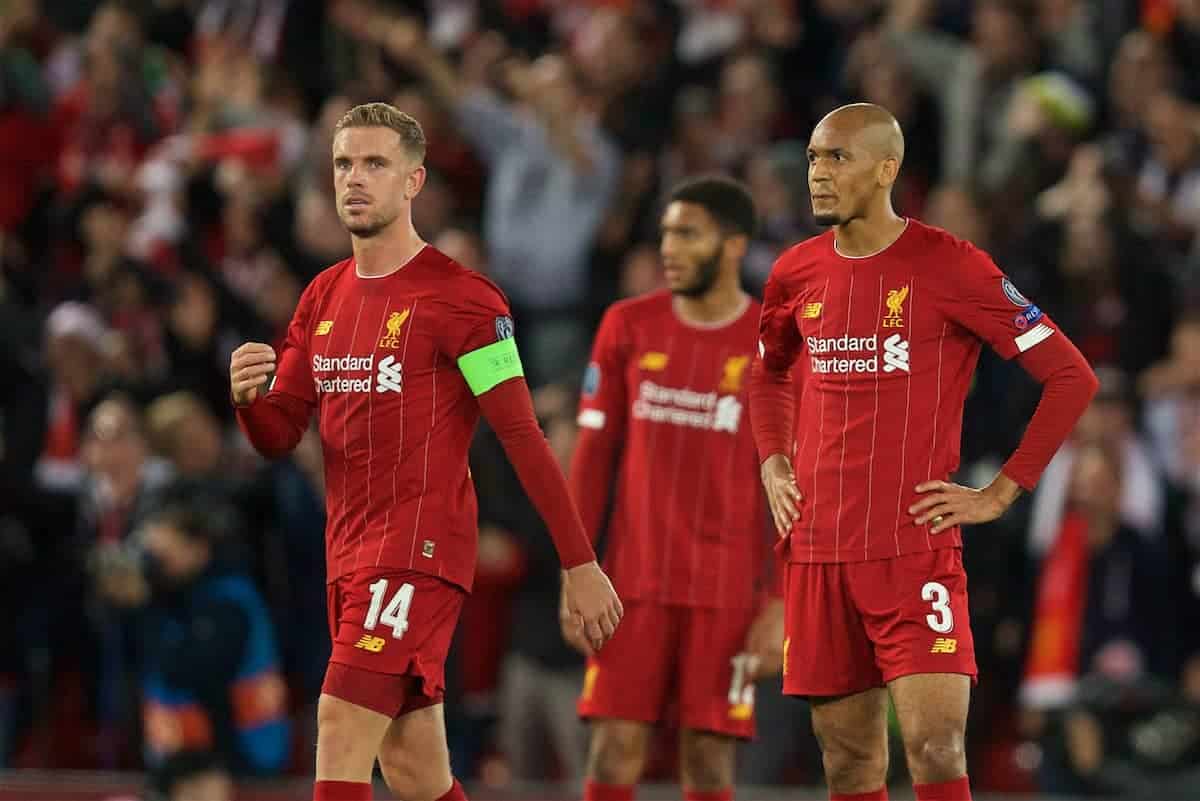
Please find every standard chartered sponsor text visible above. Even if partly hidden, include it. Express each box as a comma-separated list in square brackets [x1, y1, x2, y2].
[632, 381, 742, 432]
[313, 354, 375, 373]
[313, 353, 375, 394]
[807, 334, 879, 374]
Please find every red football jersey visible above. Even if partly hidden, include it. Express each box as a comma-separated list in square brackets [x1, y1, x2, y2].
[758, 220, 1060, 563]
[268, 247, 516, 590]
[571, 291, 771, 610]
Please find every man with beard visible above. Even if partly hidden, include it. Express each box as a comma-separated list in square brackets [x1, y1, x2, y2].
[751, 103, 1098, 801]
[229, 103, 621, 801]
[567, 176, 784, 801]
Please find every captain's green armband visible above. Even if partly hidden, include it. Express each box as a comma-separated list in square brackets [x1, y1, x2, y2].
[457, 338, 524, 395]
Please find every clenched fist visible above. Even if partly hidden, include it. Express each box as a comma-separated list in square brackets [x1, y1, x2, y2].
[230, 342, 276, 406]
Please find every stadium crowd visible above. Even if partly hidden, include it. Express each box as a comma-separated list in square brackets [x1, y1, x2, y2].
[3, 0, 1200, 797]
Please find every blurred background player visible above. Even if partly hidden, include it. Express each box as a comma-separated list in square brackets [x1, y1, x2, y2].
[229, 103, 622, 801]
[750, 103, 1099, 801]
[567, 176, 784, 801]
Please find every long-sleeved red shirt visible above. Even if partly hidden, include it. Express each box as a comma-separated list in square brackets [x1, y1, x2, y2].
[236, 248, 594, 590]
[567, 291, 778, 609]
[749, 219, 1099, 563]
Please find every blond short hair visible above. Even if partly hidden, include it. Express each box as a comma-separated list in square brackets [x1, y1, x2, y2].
[334, 102, 426, 162]
[145, 391, 207, 456]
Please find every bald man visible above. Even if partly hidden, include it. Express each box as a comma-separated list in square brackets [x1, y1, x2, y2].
[748, 104, 1099, 801]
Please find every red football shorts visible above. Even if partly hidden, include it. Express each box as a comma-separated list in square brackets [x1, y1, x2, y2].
[782, 547, 978, 698]
[578, 601, 759, 739]
[321, 568, 465, 718]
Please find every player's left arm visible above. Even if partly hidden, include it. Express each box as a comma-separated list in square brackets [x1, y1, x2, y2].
[912, 247, 1099, 534]
[439, 277, 622, 650]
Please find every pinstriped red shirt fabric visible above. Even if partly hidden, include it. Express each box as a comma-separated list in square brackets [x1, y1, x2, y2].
[263, 247, 513, 591]
[569, 291, 773, 610]
[753, 220, 1067, 564]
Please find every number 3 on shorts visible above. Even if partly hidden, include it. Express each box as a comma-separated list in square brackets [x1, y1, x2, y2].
[922, 581, 954, 634]
[366, 579, 415, 639]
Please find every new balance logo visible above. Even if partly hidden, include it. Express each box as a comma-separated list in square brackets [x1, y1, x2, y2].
[355, 635, 386, 653]
[376, 355, 402, 393]
[930, 638, 957, 654]
[882, 334, 910, 373]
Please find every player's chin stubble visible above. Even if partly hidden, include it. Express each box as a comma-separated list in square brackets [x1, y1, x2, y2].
[812, 211, 843, 227]
[671, 250, 722, 298]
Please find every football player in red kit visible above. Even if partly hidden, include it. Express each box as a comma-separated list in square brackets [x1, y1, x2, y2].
[750, 104, 1098, 801]
[568, 177, 784, 801]
[231, 103, 622, 801]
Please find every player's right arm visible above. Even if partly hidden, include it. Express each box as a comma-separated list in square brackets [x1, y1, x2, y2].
[568, 307, 630, 544]
[749, 260, 804, 535]
[232, 284, 317, 459]
[559, 307, 630, 654]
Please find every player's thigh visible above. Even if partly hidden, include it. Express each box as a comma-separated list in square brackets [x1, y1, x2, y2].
[851, 548, 978, 687]
[578, 600, 677, 725]
[324, 569, 465, 717]
[678, 604, 760, 739]
[378, 701, 453, 799]
[783, 561, 883, 698]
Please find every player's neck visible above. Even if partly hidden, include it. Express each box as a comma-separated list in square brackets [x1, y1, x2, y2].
[673, 280, 749, 327]
[834, 211, 908, 259]
[352, 221, 427, 278]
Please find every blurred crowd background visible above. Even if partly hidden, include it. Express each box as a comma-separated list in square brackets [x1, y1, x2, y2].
[4, 0, 1200, 798]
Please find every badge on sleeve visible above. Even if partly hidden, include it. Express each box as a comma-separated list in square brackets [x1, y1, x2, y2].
[494, 315, 515, 341]
[1001, 277, 1031, 307]
[582, 362, 601, 397]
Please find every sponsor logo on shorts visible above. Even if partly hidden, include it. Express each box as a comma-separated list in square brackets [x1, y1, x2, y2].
[729, 702, 753, 720]
[930, 637, 958, 654]
[582, 664, 598, 701]
[355, 635, 386, 653]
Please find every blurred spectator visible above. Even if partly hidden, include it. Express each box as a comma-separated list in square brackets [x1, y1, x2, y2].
[98, 489, 290, 777]
[144, 391, 226, 480]
[1021, 442, 1173, 792]
[1029, 368, 1166, 560]
[886, 0, 1039, 190]
[331, 3, 622, 385]
[10, 0, 1200, 790]
[490, 388, 588, 784]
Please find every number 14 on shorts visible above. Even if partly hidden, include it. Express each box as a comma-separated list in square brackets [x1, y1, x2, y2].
[366, 579, 415, 639]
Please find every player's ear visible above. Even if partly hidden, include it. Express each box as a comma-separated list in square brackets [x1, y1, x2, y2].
[722, 233, 749, 263]
[405, 164, 427, 200]
[877, 157, 900, 189]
